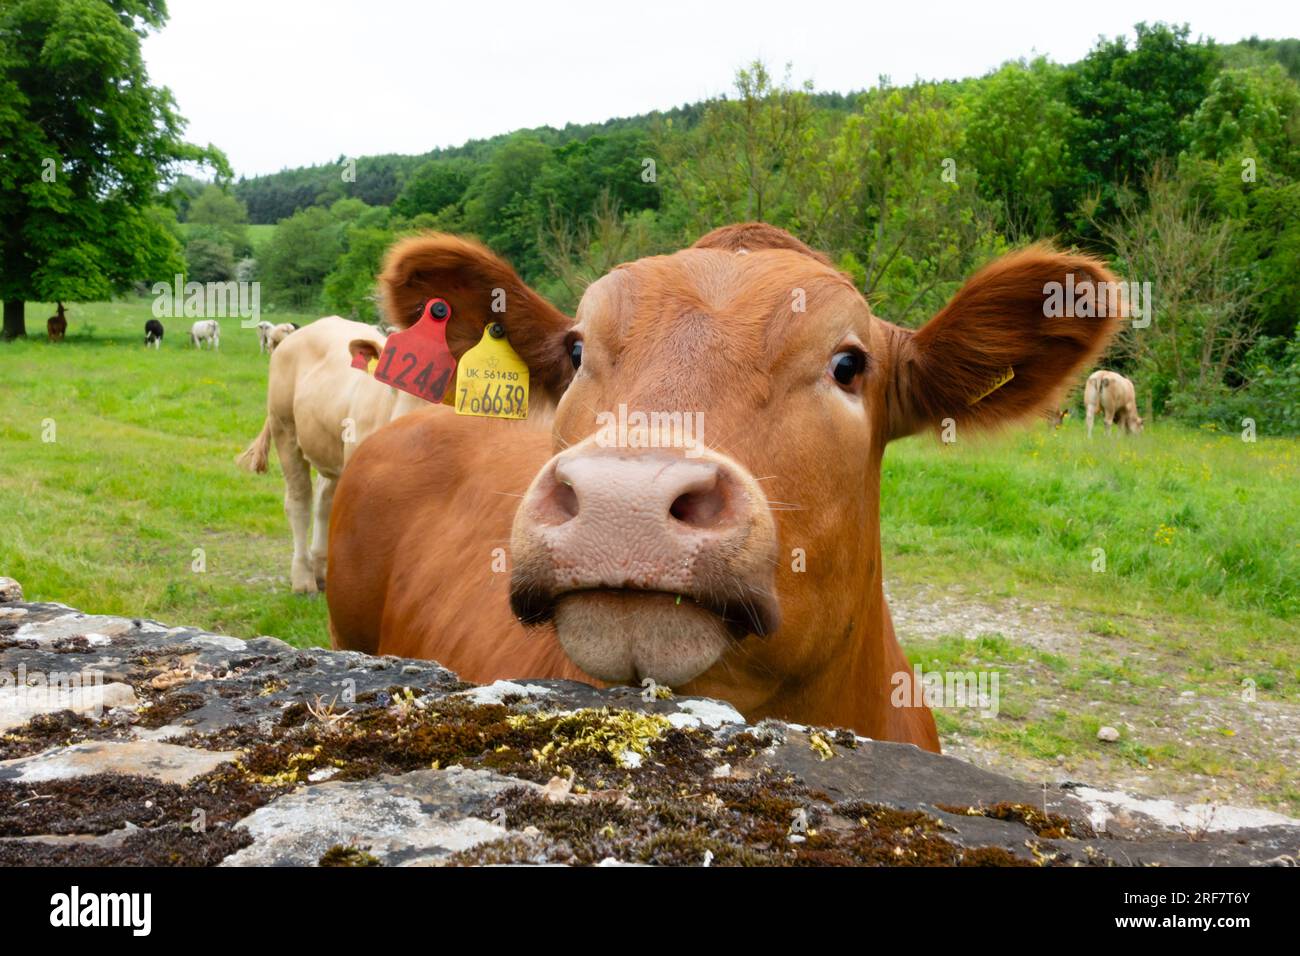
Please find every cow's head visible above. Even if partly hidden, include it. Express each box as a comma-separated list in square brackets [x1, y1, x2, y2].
[383, 227, 1121, 698]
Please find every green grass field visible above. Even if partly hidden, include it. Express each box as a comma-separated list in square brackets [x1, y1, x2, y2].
[246, 223, 276, 254]
[880, 425, 1299, 813]
[1, 297, 326, 644]
[2, 297, 1297, 811]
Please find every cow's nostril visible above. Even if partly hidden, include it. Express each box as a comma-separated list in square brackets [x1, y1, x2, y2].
[670, 482, 726, 528]
[531, 465, 581, 526]
[551, 480, 579, 521]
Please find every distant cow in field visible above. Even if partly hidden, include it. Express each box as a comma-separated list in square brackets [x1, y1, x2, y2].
[324, 227, 1122, 748]
[1085, 370, 1142, 437]
[235, 315, 426, 593]
[255, 320, 274, 354]
[266, 322, 299, 353]
[47, 304, 67, 342]
[190, 319, 220, 349]
[145, 319, 164, 348]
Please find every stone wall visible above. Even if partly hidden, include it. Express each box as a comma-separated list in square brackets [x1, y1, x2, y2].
[1, 577, 1295, 866]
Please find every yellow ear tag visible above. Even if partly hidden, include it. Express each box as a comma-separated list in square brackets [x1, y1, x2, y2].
[455, 323, 529, 419]
[967, 366, 1015, 406]
[366, 356, 378, 375]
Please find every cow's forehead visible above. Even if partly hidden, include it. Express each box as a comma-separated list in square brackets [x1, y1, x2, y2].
[579, 248, 869, 354]
[571, 248, 873, 411]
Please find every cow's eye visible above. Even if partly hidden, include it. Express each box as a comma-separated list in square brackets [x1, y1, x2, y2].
[830, 349, 866, 387]
[569, 339, 583, 370]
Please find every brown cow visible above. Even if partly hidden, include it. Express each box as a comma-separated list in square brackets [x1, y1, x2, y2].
[1084, 369, 1142, 437]
[47, 303, 67, 342]
[327, 226, 1120, 749]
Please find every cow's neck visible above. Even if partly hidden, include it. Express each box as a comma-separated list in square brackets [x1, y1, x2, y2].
[787, 546, 901, 734]
[724, 467, 934, 746]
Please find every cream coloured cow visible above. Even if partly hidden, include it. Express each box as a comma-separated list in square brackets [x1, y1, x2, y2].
[1085, 369, 1143, 437]
[235, 317, 422, 592]
[266, 322, 299, 353]
[235, 234, 562, 593]
[190, 319, 220, 349]
[255, 320, 274, 354]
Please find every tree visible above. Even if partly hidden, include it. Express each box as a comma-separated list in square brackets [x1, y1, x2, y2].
[660, 61, 816, 233]
[1234, 182, 1300, 340]
[323, 225, 395, 324]
[1065, 22, 1218, 232]
[258, 206, 343, 309]
[836, 83, 1006, 325]
[393, 158, 475, 220]
[460, 134, 552, 277]
[169, 174, 207, 221]
[187, 185, 251, 256]
[538, 192, 665, 312]
[1185, 65, 1300, 179]
[0, 0, 227, 338]
[964, 58, 1078, 238]
[1098, 164, 1259, 411]
[184, 229, 237, 284]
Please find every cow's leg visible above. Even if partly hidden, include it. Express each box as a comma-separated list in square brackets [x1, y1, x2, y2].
[309, 475, 337, 591]
[1086, 406, 1095, 438]
[271, 420, 318, 594]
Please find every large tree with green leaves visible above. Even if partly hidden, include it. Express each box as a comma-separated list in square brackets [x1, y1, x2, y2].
[963, 58, 1078, 238]
[0, 0, 226, 338]
[258, 205, 344, 309]
[1065, 22, 1218, 232]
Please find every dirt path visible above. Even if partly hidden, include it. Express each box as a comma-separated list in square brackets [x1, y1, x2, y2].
[884, 582, 1300, 817]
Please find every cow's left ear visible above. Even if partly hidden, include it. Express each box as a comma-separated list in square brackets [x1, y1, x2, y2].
[348, 338, 383, 367]
[379, 233, 576, 402]
[886, 246, 1124, 440]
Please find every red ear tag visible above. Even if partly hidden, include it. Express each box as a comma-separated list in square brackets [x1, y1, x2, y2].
[372, 298, 457, 404]
[350, 349, 370, 371]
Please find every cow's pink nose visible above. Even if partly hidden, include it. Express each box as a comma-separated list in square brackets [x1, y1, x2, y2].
[510, 447, 782, 643]
[524, 452, 745, 593]
[547, 454, 728, 530]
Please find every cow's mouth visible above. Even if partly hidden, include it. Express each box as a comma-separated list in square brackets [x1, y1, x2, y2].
[514, 585, 780, 687]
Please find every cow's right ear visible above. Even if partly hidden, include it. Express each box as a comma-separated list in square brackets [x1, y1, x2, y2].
[379, 233, 576, 403]
[885, 246, 1123, 440]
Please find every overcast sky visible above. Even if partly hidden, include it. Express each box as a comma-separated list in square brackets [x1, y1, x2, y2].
[141, 0, 1298, 179]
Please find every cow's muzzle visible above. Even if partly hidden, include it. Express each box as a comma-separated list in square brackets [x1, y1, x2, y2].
[509, 445, 780, 686]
